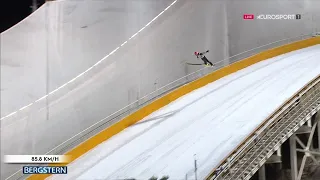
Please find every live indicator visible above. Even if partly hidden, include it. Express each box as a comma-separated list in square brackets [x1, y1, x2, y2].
[243, 14, 254, 20]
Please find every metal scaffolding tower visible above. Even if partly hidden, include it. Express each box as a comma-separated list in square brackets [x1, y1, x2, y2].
[289, 113, 320, 180]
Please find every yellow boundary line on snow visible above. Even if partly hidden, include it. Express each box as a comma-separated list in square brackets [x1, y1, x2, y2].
[28, 37, 320, 180]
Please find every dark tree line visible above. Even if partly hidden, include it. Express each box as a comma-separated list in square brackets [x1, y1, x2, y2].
[1, 0, 45, 33]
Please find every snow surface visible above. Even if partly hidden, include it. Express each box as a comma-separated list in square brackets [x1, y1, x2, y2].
[49, 44, 320, 180]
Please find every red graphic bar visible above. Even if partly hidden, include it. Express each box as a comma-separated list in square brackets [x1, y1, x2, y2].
[243, 14, 254, 20]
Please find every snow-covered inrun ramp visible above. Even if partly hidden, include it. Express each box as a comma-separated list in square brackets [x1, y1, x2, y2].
[49, 45, 320, 180]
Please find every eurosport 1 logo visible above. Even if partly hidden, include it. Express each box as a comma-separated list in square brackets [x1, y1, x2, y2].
[243, 14, 301, 20]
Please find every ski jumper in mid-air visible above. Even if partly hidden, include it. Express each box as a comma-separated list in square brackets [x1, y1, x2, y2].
[194, 50, 214, 66]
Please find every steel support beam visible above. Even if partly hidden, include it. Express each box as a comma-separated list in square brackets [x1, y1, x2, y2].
[258, 164, 266, 180]
[290, 134, 298, 180]
[317, 113, 320, 151]
[296, 149, 320, 156]
[296, 125, 312, 134]
[290, 114, 320, 180]
[277, 148, 281, 156]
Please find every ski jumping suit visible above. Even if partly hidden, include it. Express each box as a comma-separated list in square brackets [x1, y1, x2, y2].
[195, 50, 213, 66]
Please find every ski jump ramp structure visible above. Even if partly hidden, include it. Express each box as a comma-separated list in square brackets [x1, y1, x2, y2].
[1, 0, 320, 180]
[45, 41, 320, 180]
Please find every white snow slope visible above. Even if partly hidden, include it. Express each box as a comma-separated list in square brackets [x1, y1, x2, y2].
[49, 45, 320, 180]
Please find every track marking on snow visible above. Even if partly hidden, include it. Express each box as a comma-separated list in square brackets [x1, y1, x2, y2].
[1, 0, 178, 120]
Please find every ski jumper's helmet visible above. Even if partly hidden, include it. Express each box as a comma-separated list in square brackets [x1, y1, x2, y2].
[194, 52, 199, 55]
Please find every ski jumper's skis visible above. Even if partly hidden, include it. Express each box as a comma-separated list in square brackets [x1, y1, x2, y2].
[186, 63, 204, 65]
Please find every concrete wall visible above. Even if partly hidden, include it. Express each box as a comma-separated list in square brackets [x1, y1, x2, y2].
[1, 0, 175, 116]
[1, 0, 320, 179]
